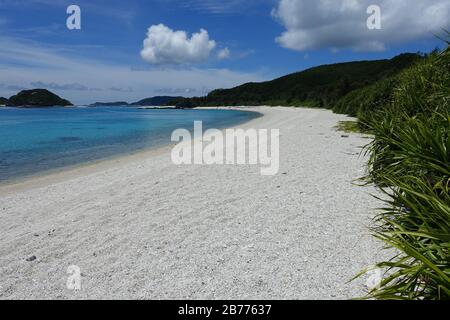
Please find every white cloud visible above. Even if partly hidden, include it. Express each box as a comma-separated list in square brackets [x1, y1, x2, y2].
[217, 47, 231, 60]
[273, 0, 450, 52]
[141, 24, 216, 65]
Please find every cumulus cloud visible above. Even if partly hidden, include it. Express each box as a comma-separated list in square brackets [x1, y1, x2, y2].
[273, 0, 450, 52]
[217, 47, 231, 60]
[141, 24, 216, 64]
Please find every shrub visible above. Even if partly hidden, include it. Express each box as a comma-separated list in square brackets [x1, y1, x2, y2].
[359, 45, 449, 300]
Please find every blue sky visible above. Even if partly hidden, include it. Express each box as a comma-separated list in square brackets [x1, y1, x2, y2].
[0, 0, 448, 104]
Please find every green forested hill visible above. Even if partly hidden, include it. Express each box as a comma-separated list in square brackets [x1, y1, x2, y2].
[8, 89, 73, 107]
[131, 96, 183, 106]
[174, 53, 421, 109]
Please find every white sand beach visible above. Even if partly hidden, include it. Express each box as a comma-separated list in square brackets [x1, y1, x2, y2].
[0, 107, 384, 299]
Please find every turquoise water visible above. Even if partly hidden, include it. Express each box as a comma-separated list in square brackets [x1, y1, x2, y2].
[0, 107, 259, 182]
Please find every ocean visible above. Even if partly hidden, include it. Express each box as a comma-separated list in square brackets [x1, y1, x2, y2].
[0, 107, 258, 182]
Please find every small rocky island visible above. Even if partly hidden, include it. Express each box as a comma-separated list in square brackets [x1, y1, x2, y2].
[6, 89, 73, 107]
[0, 97, 9, 106]
[131, 96, 183, 106]
[88, 96, 183, 107]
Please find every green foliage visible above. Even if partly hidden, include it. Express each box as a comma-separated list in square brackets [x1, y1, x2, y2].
[334, 121, 362, 133]
[333, 76, 399, 117]
[359, 46, 450, 300]
[369, 175, 450, 299]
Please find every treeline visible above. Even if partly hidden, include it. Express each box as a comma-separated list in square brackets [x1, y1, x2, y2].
[171, 53, 422, 110]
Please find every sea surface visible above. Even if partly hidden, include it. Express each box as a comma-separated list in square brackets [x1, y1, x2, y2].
[0, 106, 259, 182]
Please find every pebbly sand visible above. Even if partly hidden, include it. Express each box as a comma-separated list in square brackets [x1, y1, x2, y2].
[0, 106, 385, 300]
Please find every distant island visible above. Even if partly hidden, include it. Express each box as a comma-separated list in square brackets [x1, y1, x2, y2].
[3, 89, 73, 107]
[89, 96, 183, 107]
[131, 96, 183, 106]
[89, 101, 130, 107]
[0, 90, 184, 109]
[0, 97, 9, 106]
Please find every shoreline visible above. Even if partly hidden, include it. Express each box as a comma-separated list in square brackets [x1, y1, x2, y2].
[0, 106, 385, 299]
[0, 107, 263, 195]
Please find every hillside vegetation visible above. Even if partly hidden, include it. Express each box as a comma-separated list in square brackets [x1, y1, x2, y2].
[173, 53, 421, 110]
